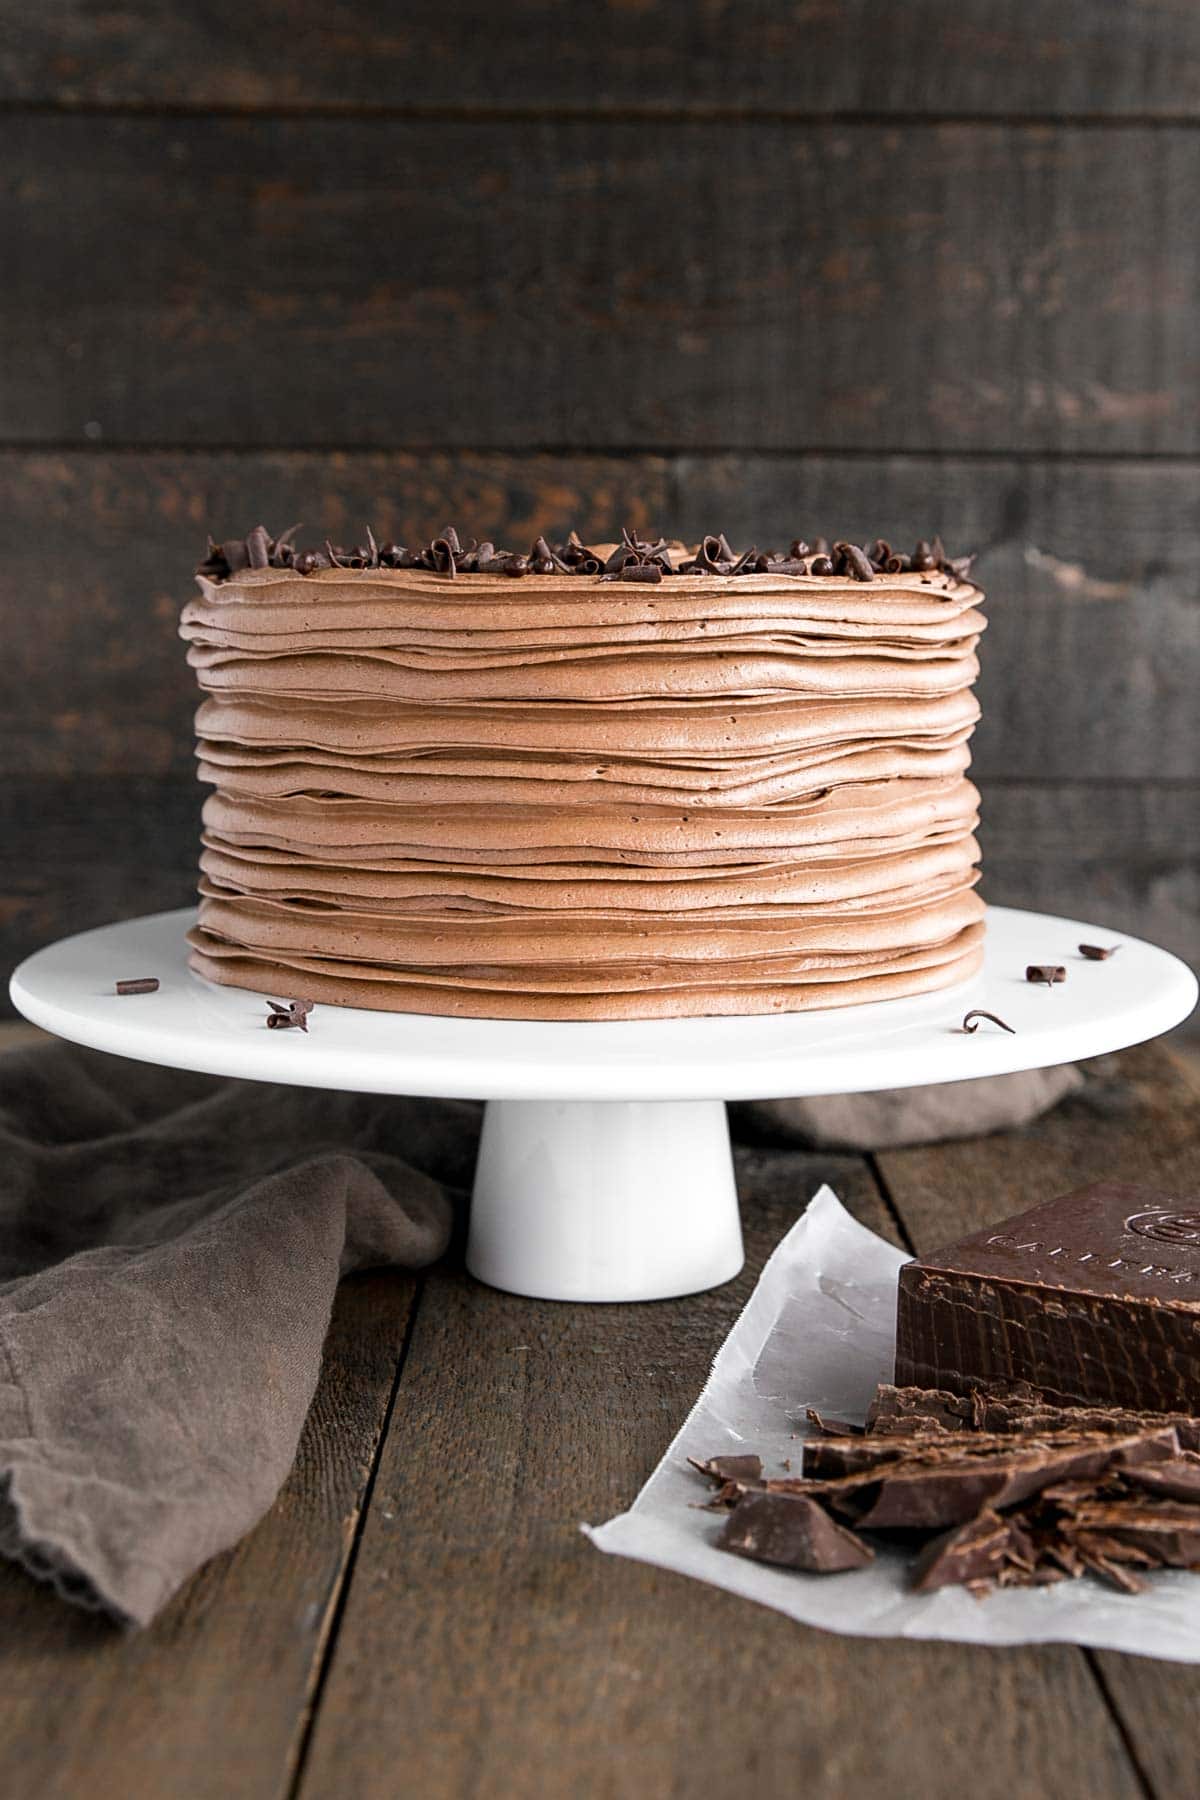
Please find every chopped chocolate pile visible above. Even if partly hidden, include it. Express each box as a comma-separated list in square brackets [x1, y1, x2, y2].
[197, 525, 977, 587]
[691, 1382, 1200, 1596]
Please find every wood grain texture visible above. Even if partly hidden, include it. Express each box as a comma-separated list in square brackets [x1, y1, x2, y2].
[3, 0, 1198, 117]
[3, 449, 1197, 781]
[874, 1039, 1200, 1800]
[0, 1268, 416, 1800]
[4, 117, 1198, 453]
[294, 1155, 1143, 1800]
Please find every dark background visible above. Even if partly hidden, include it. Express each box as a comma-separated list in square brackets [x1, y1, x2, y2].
[1, 2, 1197, 1017]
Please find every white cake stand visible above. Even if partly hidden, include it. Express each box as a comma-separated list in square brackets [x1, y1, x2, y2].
[10, 906, 1196, 1303]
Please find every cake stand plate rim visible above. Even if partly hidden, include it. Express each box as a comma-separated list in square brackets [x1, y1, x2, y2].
[9, 905, 1196, 1102]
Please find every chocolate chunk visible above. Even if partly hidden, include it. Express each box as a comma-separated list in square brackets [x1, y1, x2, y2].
[717, 1492, 874, 1573]
[911, 1507, 1016, 1592]
[1026, 964, 1066, 985]
[896, 1182, 1200, 1413]
[115, 977, 159, 995]
[1079, 943, 1121, 961]
[688, 1453, 764, 1485]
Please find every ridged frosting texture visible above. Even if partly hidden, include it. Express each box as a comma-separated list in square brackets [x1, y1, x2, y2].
[180, 557, 986, 1017]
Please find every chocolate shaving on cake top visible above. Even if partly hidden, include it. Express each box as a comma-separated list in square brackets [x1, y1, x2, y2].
[197, 525, 978, 588]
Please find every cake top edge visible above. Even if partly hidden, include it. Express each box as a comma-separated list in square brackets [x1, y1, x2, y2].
[198, 525, 979, 589]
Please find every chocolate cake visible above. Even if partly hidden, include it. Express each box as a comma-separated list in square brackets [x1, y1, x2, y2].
[180, 527, 986, 1019]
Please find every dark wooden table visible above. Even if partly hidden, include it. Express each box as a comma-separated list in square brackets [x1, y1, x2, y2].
[0, 1036, 1196, 1800]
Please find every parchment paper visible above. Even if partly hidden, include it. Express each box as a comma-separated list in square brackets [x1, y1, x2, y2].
[585, 1188, 1200, 1661]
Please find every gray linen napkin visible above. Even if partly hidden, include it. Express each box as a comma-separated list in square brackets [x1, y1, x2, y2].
[0, 1039, 473, 1627]
[0, 1038, 1080, 1627]
[733, 1064, 1085, 1152]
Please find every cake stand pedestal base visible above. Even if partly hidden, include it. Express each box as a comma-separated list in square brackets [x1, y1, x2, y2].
[468, 1098, 741, 1301]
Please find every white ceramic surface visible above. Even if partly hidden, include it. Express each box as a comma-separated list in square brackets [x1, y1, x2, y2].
[10, 906, 1196, 1302]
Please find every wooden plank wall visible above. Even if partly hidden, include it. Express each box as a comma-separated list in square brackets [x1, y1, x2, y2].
[1, 3, 1196, 1013]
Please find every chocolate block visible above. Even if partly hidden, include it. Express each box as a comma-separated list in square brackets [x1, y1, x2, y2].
[895, 1183, 1200, 1414]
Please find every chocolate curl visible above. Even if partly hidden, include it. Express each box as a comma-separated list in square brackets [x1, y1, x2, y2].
[962, 1010, 1016, 1034]
[529, 535, 558, 574]
[790, 539, 811, 559]
[885, 553, 912, 573]
[941, 551, 978, 586]
[912, 538, 938, 572]
[429, 535, 458, 578]
[1026, 965, 1067, 986]
[364, 524, 380, 567]
[377, 541, 407, 567]
[196, 536, 231, 579]
[834, 542, 876, 582]
[500, 554, 531, 577]
[245, 525, 272, 569]
[294, 550, 328, 575]
[1079, 943, 1121, 961]
[809, 555, 835, 576]
[271, 523, 303, 567]
[867, 539, 893, 569]
[682, 534, 732, 574]
[603, 545, 638, 573]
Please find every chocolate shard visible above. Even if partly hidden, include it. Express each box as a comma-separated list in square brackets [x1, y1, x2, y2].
[1079, 942, 1121, 961]
[244, 525, 272, 569]
[895, 1182, 1200, 1414]
[717, 1491, 874, 1573]
[1120, 1459, 1200, 1504]
[829, 1429, 1178, 1532]
[687, 1453, 764, 1485]
[801, 1437, 910, 1479]
[911, 1507, 1016, 1592]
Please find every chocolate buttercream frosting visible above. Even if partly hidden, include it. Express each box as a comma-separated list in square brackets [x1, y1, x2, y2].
[181, 533, 986, 1019]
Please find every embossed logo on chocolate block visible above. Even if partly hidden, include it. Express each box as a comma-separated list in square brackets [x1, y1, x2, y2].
[1126, 1209, 1200, 1246]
